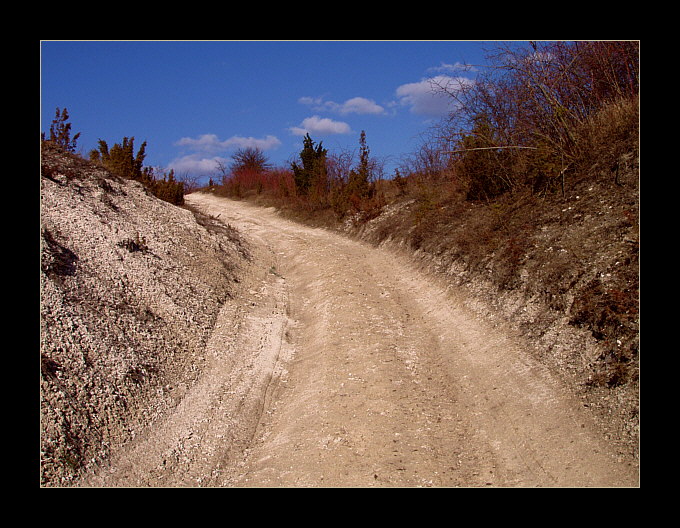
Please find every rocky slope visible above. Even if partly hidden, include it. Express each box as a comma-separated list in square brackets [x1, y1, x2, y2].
[40, 143, 249, 486]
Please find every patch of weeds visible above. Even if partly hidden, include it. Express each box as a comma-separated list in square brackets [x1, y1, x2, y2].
[570, 274, 638, 388]
[41, 227, 78, 277]
[125, 364, 158, 386]
[118, 232, 148, 253]
[587, 349, 636, 388]
[569, 279, 638, 342]
[41, 353, 62, 380]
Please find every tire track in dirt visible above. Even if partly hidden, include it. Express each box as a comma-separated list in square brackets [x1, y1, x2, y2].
[186, 193, 637, 487]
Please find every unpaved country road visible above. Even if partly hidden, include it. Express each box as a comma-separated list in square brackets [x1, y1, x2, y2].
[86, 193, 638, 487]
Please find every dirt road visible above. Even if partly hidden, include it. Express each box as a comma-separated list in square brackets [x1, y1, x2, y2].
[85, 193, 638, 487]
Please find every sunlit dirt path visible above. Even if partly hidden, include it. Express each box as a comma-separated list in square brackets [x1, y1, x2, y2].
[81, 193, 637, 487]
[182, 193, 637, 487]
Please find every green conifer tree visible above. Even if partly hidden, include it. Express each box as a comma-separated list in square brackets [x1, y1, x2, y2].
[291, 133, 327, 196]
[346, 131, 372, 205]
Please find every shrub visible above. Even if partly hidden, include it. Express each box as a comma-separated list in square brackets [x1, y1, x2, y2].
[291, 133, 328, 197]
[149, 170, 185, 205]
[89, 137, 184, 205]
[43, 107, 80, 153]
[117, 232, 148, 253]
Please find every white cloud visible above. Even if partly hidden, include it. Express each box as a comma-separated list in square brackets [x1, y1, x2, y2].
[168, 154, 228, 176]
[395, 75, 473, 116]
[427, 62, 477, 74]
[175, 133, 281, 153]
[298, 96, 323, 106]
[299, 95, 385, 115]
[170, 133, 281, 176]
[338, 96, 385, 115]
[289, 115, 351, 136]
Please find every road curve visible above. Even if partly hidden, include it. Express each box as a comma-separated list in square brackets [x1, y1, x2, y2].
[183, 193, 637, 487]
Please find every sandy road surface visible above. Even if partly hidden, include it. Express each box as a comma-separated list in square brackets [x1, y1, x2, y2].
[85, 193, 638, 487]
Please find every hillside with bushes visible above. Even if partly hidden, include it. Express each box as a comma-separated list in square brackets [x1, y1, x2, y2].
[43, 107, 187, 205]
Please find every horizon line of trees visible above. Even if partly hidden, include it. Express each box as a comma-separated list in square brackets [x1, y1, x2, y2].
[215, 130, 384, 220]
[42, 41, 639, 214]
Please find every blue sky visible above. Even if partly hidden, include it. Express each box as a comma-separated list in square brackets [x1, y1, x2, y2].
[41, 40, 496, 183]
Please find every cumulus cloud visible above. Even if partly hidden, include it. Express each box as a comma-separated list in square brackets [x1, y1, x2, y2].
[289, 115, 351, 136]
[339, 96, 385, 115]
[299, 95, 385, 115]
[175, 133, 282, 153]
[427, 62, 477, 74]
[170, 133, 282, 176]
[168, 154, 229, 176]
[395, 75, 474, 116]
[298, 96, 323, 106]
